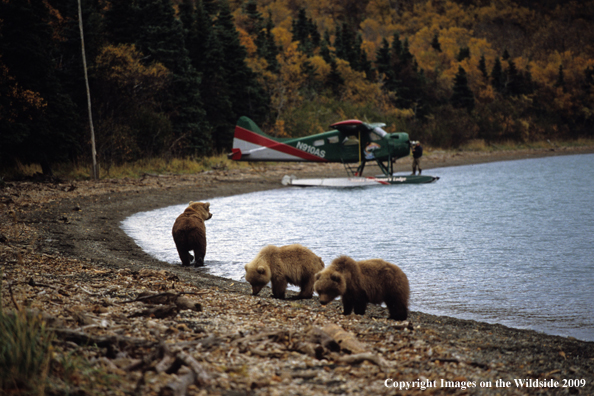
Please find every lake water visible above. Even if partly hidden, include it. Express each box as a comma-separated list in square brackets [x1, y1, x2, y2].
[121, 154, 594, 342]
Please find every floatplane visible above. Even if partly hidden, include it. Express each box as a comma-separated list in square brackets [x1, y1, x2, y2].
[228, 116, 439, 187]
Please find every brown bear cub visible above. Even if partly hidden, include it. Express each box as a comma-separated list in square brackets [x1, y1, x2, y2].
[172, 201, 212, 267]
[244, 244, 324, 300]
[314, 255, 410, 320]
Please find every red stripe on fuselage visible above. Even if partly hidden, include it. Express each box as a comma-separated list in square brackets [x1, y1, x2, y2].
[365, 177, 390, 185]
[234, 126, 329, 162]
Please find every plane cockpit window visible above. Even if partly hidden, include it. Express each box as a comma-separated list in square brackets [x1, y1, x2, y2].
[370, 132, 381, 141]
[372, 127, 387, 138]
[328, 136, 339, 144]
[313, 139, 324, 146]
[342, 136, 359, 145]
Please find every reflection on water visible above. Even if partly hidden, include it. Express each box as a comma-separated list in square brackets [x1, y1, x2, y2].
[122, 154, 594, 341]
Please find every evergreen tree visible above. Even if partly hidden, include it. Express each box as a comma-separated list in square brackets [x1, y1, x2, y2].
[555, 64, 565, 90]
[431, 33, 442, 52]
[391, 32, 403, 61]
[392, 35, 418, 108]
[104, 0, 139, 45]
[491, 57, 506, 94]
[215, 0, 269, 146]
[50, 0, 103, 128]
[244, 0, 266, 51]
[0, 0, 78, 175]
[457, 47, 470, 62]
[521, 67, 535, 95]
[375, 38, 392, 78]
[356, 32, 373, 80]
[451, 66, 475, 112]
[243, 0, 278, 71]
[136, 0, 210, 154]
[583, 66, 594, 94]
[301, 59, 320, 99]
[319, 30, 333, 64]
[202, 0, 218, 16]
[400, 38, 414, 65]
[291, 8, 320, 58]
[502, 49, 510, 61]
[292, 8, 311, 55]
[262, 16, 280, 72]
[505, 59, 523, 96]
[375, 37, 395, 90]
[326, 58, 344, 97]
[478, 55, 489, 81]
[181, 0, 232, 152]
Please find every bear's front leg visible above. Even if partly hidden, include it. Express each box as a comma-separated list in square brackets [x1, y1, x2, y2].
[271, 279, 287, 299]
[354, 302, 367, 316]
[387, 300, 408, 321]
[342, 299, 354, 315]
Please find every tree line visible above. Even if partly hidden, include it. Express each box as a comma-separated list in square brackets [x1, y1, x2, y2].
[1, 0, 593, 175]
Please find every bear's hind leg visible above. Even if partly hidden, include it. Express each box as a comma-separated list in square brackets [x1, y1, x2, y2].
[177, 248, 192, 267]
[191, 245, 205, 267]
[295, 276, 314, 299]
[193, 252, 204, 267]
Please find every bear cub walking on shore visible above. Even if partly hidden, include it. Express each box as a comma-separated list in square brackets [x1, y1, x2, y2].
[172, 201, 212, 266]
[313, 255, 410, 320]
[244, 244, 324, 300]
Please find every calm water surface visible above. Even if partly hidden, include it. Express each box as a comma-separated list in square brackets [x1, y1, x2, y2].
[121, 154, 594, 341]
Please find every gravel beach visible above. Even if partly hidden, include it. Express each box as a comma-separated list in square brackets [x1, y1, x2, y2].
[1, 146, 593, 395]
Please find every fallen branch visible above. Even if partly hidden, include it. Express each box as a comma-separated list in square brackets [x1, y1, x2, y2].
[338, 352, 388, 367]
[231, 330, 287, 346]
[321, 324, 368, 354]
[118, 291, 207, 305]
[249, 347, 284, 358]
[306, 327, 340, 352]
[129, 304, 178, 319]
[51, 328, 156, 349]
[27, 277, 56, 289]
[159, 366, 195, 396]
[177, 351, 210, 386]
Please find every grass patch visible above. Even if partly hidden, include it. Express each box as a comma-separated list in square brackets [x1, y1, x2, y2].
[1, 154, 255, 181]
[0, 309, 55, 395]
[458, 138, 594, 152]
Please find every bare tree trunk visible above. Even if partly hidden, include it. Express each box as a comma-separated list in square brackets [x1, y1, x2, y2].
[77, 0, 98, 180]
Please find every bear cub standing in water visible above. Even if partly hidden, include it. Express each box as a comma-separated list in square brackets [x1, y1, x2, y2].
[314, 255, 409, 320]
[244, 244, 324, 299]
[172, 201, 212, 266]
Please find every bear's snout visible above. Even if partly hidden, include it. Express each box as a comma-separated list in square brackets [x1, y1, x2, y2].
[318, 294, 334, 305]
[251, 284, 264, 295]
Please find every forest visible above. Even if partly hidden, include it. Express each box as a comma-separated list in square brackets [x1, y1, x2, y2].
[1, 0, 593, 176]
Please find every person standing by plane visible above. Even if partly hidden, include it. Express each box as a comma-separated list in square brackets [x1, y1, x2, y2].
[412, 141, 423, 175]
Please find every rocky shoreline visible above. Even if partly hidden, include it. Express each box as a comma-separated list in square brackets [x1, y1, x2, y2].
[2, 146, 594, 395]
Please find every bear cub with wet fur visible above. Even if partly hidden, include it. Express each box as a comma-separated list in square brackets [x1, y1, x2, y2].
[172, 201, 212, 266]
[314, 255, 410, 320]
[244, 244, 324, 299]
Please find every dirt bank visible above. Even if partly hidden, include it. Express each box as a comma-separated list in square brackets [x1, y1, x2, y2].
[2, 146, 593, 395]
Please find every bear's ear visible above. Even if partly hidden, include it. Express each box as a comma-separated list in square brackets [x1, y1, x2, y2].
[330, 273, 341, 283]
[257, 266, 266, 274]
[204, 202, 210, 209]
[189, 201, 194, 205]
[315, 273, 321, 280]
[244, 264, 248, 271]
